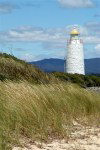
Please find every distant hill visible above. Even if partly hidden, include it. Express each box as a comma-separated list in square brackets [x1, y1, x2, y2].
[30, 58, 100, 74]
[85, 58, 100, 74]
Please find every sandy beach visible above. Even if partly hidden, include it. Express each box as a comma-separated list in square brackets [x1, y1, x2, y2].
[13, 122, 100, 150]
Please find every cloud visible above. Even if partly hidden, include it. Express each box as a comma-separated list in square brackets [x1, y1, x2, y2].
[20, 53, 56, 62]
[21, 1, 41, 8]
[85, 22, 100, 35]
[0, 24, 100, 61]
[0, 24, 99, 47]
[0, 0, 39, 14]
[57, 0, 95, 8]
[20, 53, 39, 62]
[0, 24, 100, 60]
[83, 36, 100, 44]
[0, 2, 19, 14]
[94, 14, 100, 17]
[0, 26, 67, 46]
[95, 44, 100, 52]
[86, 44, 100, 58]
[0, 25, 88, 43]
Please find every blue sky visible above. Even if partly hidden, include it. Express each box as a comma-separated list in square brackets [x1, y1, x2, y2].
[0, 0, 100, 61]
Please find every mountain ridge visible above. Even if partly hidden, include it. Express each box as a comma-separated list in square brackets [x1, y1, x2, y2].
[30, 58, 100, 74]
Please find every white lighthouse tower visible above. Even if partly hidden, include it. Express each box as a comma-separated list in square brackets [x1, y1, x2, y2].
[66, 28, 85, 75]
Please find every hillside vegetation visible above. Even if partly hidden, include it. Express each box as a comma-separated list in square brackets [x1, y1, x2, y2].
[0, 53, 50, 83]
[0, 53, 100, 87]
[0, 53, 100, 149]
[53, 72, 100, 87]
[0, 81, 100, 149]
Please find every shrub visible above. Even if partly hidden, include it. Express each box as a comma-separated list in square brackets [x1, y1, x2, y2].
[53, 72, 100, 87]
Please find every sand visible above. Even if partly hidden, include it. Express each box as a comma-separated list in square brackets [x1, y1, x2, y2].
[13, 122, 100, 150]
[87, 87, 100, 93]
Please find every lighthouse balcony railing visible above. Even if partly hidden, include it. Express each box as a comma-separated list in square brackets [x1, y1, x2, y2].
[67, 39, 83, 44]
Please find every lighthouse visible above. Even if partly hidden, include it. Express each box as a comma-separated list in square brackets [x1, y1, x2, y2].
[66, 28, 85, 75]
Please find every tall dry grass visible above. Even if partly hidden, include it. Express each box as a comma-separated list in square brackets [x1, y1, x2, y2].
[0, 81, 100, 149]
[0, 54, 51, 83]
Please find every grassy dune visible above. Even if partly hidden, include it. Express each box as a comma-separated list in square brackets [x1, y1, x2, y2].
[0, 53, 100, 149]
[0, 81, 100, 149]
[0, 53, 50, 83]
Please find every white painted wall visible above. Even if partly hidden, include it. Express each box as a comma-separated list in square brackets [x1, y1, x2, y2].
[66, 38, 85, 75]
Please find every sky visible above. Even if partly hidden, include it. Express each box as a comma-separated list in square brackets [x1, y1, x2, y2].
[0, 0, 100, 61]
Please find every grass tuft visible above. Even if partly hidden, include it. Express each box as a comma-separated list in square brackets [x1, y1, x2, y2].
[0, 81, 100, 149]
